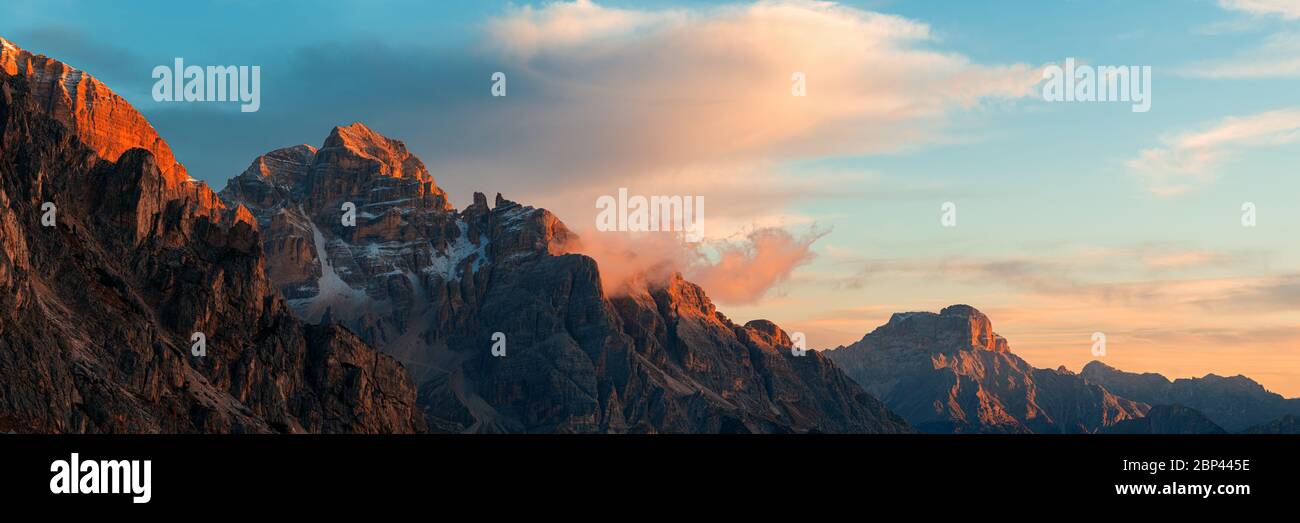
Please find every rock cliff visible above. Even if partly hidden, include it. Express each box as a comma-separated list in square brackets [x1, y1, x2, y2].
[0, 38, 424, 433]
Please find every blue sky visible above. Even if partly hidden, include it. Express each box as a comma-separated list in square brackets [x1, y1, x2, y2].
[3, 0, 1299, 393]
[3, 1, 1294, 189]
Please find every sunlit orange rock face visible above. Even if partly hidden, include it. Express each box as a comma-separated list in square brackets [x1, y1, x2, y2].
[321, 122, 452, 193]
[0, 37, 230, 226]
[0, 37, 189, 187]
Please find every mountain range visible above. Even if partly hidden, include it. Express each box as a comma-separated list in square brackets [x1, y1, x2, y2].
[217, 122, 910, 433]
[0, 37, 907, 434]
[1, 37, 1296, 434]
[1081, 360, 1300, 433]
[826, 305, 1300, 434]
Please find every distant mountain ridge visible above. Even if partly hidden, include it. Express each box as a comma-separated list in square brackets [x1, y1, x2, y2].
[826, 305, 1150, 433]
[1081, 360, 1300, 432]
[826, 305, 1300, 434]
[1242, 415, 1300, 434]
[1102, 405, 1227, 434]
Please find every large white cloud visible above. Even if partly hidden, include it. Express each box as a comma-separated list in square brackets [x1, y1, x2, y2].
[466, 1, 1042, 300]
[479, 0, 1039, 180]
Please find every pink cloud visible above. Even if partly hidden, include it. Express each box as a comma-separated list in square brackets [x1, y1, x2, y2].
[453, 0, 1042, 236]
[574, 225, 824, 305]
[687, 227, 824, 304]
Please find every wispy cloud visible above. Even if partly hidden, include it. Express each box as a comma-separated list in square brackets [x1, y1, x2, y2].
[1219, 0, 1300, 19]
[826, 242, 1273, 302]
[1128, 107, 1300, 195]
[1181, 31, 1300, 78]
[1187, 1, 1300, 78]
[1137, 249, 1233, 269]
[481, 0, 1039, 165]
[485, 0, 689, 57]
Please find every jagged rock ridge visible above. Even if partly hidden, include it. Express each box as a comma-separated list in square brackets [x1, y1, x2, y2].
[1081, 360, 1300, 432]
[222, 125, 912, 434]
[0, 38, 424, 433]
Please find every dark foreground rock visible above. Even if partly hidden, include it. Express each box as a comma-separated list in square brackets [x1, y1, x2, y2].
[0, 37, 423, 433]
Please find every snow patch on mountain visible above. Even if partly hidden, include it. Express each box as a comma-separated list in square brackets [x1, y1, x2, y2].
[291, 205, 371, 323]
[424, 221, 488, 281]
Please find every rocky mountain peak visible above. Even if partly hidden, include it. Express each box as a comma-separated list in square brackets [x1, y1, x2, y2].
[305, 123, 452, 213]
[655, 272, 718, 319]
[324, 122, 387, 150]
[828, 306, 1145, 433]
[319, 122, 438, 183]
[876, 304, 1009, 354]
[468, 191, 490, 212]
[252, 144, 316, 180]
[221, 125, 588, 341]
[743, 319, 792, 348]
[1081, 360, 1114, 373]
